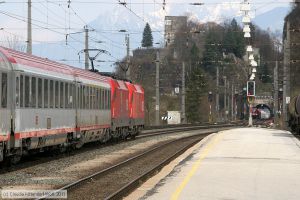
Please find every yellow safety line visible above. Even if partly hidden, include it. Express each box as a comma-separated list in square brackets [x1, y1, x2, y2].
[170, 132, 224, 200]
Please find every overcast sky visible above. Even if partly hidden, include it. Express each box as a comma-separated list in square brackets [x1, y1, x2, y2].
[0, 0, 293, 69]
[0, 0, 292, 41]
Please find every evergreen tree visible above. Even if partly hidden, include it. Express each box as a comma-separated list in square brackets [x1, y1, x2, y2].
[186, 44, 207, 123]
[202, 31, 222, 76]
[223, 19, 245, 58]
[189, 43, 200, 69]
[142, 23, 153, 47]
[258, 63, 271, 83]
[186, 66, 207, 123]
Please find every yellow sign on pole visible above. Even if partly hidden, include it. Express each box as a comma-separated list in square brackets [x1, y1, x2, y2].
[247, 96, 255, 104]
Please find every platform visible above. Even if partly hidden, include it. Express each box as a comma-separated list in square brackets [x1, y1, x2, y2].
[129, 128, 300, 200]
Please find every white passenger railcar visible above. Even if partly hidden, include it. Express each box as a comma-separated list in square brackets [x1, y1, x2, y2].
[0, 47, 111, 163]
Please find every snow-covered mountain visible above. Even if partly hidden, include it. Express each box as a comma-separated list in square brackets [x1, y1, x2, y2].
[32, 5, 292, 72]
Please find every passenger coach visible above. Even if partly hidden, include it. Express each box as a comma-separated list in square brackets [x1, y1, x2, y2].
[0, 47, 144, 163]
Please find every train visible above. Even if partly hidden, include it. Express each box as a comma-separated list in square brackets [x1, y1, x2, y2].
[0, 47, 144, 163]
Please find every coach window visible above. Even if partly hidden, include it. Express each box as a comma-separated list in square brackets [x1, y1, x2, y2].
[102, 89, 105, 110]
[31, 77, 36, 108]
[64, 83, 68, 108]
[44, 79, 48, 108]
[79, 85, 82, 109]
[55, 81, 59, 108]
[100, 88, 103, 110]
[91, 87, 94, 110]
[90, 87, 92, 109]
[102, 88, 104, 110]
[1, 73, 7, 108]
[82, 86, 86, 109]
[99, 89, 102, 110]
[20, 75, 24, 108]
[108, 91, 111, 109]
[87, 86, 90, 109]
[80, 86, 83, 109]
[16, 76, 19, 107]
[49, 80, 54, 108]
[106, 90, 108, 109]
[93, 87, 96, 109]
[94, 88, 97, 110]
[67, 84, 71, 109]
[104, 89, 107, 109]
[88, 86, 91, 109]
[25, 76, 30, 108]
[82, 86, 85, 109]
[94, 88, 97, 109]
[89, 87, 92, 109]
[38, 78, 43, 108]
[82, 86, 84, 109]
[69, 84, 76, 108]
[99, 88, 102, 110]
[96, 89, 99, 109]
[82, 85, 84, 109]
[60, 82, 64, 109]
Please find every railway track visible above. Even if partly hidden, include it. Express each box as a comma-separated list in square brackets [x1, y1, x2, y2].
[0, 123, 237, 172]
[38, 131, 216, 200]
[0, 124, 240, 200]
[139, 123, 237, 138]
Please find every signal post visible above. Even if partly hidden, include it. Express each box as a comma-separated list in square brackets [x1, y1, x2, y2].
[247, 81, 255, 126]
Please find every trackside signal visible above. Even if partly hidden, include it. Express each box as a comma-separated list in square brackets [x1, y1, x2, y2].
[247, 81, 255, 97]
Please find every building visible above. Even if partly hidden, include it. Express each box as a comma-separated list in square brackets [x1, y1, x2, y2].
[164, 16, 187, 47]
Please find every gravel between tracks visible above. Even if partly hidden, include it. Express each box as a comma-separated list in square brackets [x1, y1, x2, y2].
[0, 127, 231, 197]
[67, 136, 204, 200]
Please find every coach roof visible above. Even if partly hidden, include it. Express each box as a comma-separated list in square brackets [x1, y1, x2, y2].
[0, 46, 110, 84]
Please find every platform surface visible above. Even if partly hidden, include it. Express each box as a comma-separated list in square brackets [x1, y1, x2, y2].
[141, 128, 300, 200]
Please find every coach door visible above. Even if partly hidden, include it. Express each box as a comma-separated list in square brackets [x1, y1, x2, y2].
[0, 70, 12, 146]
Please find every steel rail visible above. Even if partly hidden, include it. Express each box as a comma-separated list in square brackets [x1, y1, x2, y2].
[138, 123, 237, 138]
[37, 131, 216, 200]
[105, 133, 211, 200]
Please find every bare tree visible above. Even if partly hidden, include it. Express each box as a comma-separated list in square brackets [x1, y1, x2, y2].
[1, 35, 26, 52]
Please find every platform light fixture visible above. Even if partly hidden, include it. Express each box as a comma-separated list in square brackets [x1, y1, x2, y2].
[246, 45, 253, 52]
[249, 54, 254, 60]
[249, 73, 255, 81]
[242, 15, 251, 23]
[243, 25, 251, 33]
[240, 3, 251, 11]
[251, 60, 258, 67]
[244, 32, 251, 38]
